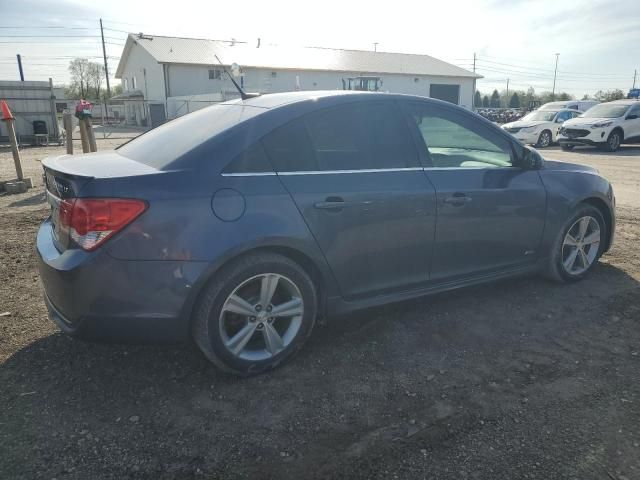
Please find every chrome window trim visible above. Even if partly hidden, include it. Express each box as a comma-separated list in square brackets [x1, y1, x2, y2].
[221, 172, 277, 177]
[277, 167, 423, 176]
[220, 166, 520, 176]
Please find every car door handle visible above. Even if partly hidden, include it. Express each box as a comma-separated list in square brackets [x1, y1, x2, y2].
[443, 194, 472, 206]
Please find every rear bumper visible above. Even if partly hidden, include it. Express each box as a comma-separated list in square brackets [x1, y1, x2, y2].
[37, 218, 209, 343]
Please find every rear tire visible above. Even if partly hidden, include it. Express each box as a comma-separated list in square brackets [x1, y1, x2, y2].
[560, 144, 575, 151]
[544, 204, 606, 283]
[192, 252, 318, 376]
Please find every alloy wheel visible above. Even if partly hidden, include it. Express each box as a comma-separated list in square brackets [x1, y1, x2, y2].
[538, 131, 551, 148]
[219, 273, 304, 361]
[608, 132, 620, 151]
[561, 216, 601, 275]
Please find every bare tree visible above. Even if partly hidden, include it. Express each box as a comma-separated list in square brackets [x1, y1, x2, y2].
[89, 63, 105, 99]
[68, 58, 91, 98]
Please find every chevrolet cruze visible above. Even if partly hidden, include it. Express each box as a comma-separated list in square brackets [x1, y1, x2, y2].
[37, 91, 615, 375]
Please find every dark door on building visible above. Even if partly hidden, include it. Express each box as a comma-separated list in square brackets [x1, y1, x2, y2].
[429, 84, 460, 105]
[149, 103, 167, 128]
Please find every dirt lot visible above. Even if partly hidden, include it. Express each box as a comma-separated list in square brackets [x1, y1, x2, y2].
[1, 141, 640, 480]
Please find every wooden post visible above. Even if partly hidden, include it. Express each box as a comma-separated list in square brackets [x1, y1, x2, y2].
[78, 117, 90, 153]
[63, 112, 73, 155]
[5, 119, 24, 180]
[85, 117, 97, 152]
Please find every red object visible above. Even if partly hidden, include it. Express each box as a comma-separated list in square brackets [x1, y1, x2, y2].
[1, 99, 14, 121]
[58, 198, 147, 251]
[75, 99, 93, 118]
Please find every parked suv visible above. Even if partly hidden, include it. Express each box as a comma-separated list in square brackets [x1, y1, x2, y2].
[37, 91, 615, 375]
[502, 108, 581, 147]
[558, 100, 640, 151]
[539, 100, 599, 112]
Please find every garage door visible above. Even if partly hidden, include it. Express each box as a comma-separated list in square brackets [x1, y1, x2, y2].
[430, 84, 460, 105]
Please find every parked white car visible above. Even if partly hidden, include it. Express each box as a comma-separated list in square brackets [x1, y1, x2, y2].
[558, 100, 640, 152]
[539, 100, 599, 112]
[502, 108, 581, 147]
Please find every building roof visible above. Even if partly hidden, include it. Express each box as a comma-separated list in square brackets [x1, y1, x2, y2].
[115, 34, 481, 79]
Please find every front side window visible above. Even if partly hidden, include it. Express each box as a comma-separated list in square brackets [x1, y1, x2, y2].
[406, 103, 513, 168]
[555, 110, 573, 123]
[262, 102, 418, 172]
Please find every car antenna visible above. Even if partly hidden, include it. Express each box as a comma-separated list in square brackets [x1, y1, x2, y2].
[214, 55, 259, 100]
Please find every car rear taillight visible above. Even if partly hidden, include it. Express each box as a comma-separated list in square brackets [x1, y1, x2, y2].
[58, 198, 147, 251]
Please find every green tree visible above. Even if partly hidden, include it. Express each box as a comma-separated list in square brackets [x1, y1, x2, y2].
[509, 92, 521, 108]
[482, 95, 489, 107]
[490, 89, 501, 108]
[474, 90, 482, 108]
[581, 94, 591, 100]
[557, 92, 572, 101]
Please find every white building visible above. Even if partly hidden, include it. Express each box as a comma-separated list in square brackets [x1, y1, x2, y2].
[115, 34, 481, 126]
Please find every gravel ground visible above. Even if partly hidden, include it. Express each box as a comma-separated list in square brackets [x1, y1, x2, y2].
[1, 142, 640, 480]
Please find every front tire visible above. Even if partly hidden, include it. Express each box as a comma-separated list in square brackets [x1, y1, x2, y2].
[601, 130, 622, 152]
[544, 205, 606, 283]
[193, 252, 318, 376]
[536, 130, 552, 148]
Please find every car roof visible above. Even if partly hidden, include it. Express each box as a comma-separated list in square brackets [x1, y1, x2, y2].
[607, 99, 640, 105]
[221, 90, 448, 109]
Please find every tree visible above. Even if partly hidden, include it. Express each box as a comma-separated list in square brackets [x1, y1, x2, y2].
[482, 95, 489, 107]
[593, 89, 625, 102]
[490, 89, 501, 108]
[557, 92, 572, 101]
[581, 94, 591, 100]
[111, 84, 123, 97]
[509, 92, 521, 108]
[474, 90, 482, 108]
[68, 58, 91, 98]
[89, 63, 105, 99]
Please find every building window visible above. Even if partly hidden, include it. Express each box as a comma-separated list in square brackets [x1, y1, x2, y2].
[124, 78, 129, 91]
[271, 71, 277, 78]
[209, 69, 222, 80]
[132, 76, 137, 89]
[414, 77, 419, 83]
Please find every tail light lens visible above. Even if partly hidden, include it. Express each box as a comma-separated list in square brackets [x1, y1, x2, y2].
[58, 198, 147, 251]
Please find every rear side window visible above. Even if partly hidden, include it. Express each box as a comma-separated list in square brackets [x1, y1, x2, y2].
[222, 143, 273, 174]
[117, 104, 264, 169]
[262, 102, 418, 172]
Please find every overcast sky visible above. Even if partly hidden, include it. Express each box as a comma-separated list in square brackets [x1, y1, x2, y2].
[1, 0, 638, 97]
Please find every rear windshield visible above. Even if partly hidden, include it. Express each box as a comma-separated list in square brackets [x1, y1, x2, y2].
[117, 104, 265, 169]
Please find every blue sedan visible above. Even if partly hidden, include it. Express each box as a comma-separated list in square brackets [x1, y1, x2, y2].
[37, 91, 615, 375]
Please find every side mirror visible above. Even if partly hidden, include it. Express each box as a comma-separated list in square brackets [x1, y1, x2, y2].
[626, 114, 638, 120]
[520, 146, 544, 170]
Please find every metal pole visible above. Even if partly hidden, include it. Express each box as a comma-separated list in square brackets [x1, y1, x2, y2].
[16, 54, 24, 81]
[506, 79, 509, 105]
[100, 19, 111, 98]
[49, 77, 59, 142]
[63, 113, 73, 155]
[633, 69, 637, 90]
[472, 52, 477, 110]
[552, 53, 560, 100]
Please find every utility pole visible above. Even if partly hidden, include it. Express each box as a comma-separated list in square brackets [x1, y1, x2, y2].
[373, 42, 378, 52]
[16, 54, 24, 81]
[633, 69, 637, 90]
[506, 78, 510, 99]
[99, 19, 111, 98]
[552, 53, 560, 100]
